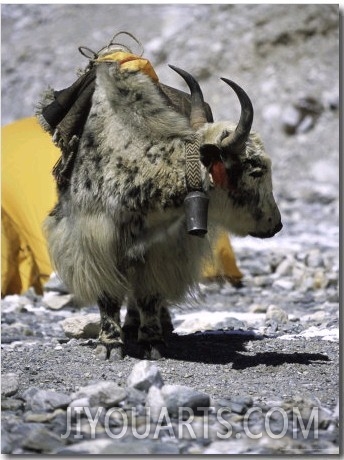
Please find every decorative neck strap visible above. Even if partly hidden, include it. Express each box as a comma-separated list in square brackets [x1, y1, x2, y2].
[185, 135, 203, 192]
[184, 135, 209, 237]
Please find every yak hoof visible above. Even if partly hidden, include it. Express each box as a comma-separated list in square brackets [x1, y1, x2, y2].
[98, 331, 124, 360]
[142, 340, 167, 360]
[94, 342, 124, 360]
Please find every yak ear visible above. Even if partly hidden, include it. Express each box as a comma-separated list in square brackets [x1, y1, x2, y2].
[200, 144, 222, 167]
[157, 82, 214, 122]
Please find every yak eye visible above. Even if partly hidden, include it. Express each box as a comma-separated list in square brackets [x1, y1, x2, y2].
[249, 167, 265, 178]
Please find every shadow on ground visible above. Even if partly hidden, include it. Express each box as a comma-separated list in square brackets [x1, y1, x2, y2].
[95, 330, 331, 366]
[161, 331, 331, 366]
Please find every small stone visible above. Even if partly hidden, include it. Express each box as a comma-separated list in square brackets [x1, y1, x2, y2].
[127, 360, 164, 392]
[55, 439, 179, 455]
[306, 249, 324, 268]
[1, 373, 20, 396]
[1, 397, 24, 411]
[282, 105, 300, 135]
[230, 401, 248, 415]
[69, 396, 90, 409]
[94, 344, 109, 360]
[146, 385, 165, 422]
[218, 317, 246, 331]
[297, 115, 314, 133]
[202, 439, 248, 454]
[249, 304, 267, 313]
[251, 275, 272, 288]
[22, 427, 65, 453]
[332, 400, 339, 419]
[43, 273, 70, 294]
[275, 257, 294, 276]
[125, 386, 147, 407]
[42, 291, 74, 310]
[282, 97, 323, 135]
[273, 279, 295, 290]
[61, 313, 100, 339]
[323, 91, 339, 110]
[313, 270, 328, 289]
[218, 396, 253, 415]
[72, 381, 126, 408]
[24, 408, 65, 423]
[22, 388, 72, 412]
[161, 384, 210, 419]
[266, 305, 288, 324]
[54, 439, 114, 455]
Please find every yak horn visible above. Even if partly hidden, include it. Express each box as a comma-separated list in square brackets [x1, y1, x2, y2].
[169, 65, 208, 129]
[220, 78, 254, 155]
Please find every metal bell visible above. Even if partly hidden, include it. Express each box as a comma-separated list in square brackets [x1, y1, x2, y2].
[184, 190, 209, 237]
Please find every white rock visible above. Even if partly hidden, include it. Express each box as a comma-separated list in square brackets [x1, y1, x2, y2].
[161, 384, 210, 419]
[275, 256, 294, 276]
[306, 249, 324, 268]
[174, 311, 266, 334]
[249, 304, 267, 314]
[23, 388, 72, 411]
[60, 313, 100, 339]
[42, 291, 74, 310]
[279, 327, 339, 342]
[127, 360, 164, 392]
[332, 400, 339, 419]
[55, 439, 115, 455]
[312, 270, 328, 289]
[43, 272, 70, 293]
[1, 295, 33, 313]
[72, 381, 126, 408]
[69, 397, 90, 408]
[273, 279, 295, 290]
[266, 305, 288, 324]
[146, 385, 165, 422]
[1, 373, 20, 396]
[202, 439, 249, 454]
[23, 427, 64, 453]
[302, 311, 326, 322]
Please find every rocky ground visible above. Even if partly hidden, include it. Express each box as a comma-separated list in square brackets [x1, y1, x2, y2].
[1, 4, 340, 456]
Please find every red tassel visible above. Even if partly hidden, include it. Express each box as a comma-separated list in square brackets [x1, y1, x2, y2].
[210, 161, 229, 189]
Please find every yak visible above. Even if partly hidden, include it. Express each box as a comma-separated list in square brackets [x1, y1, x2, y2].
[38, 35, 282, 359]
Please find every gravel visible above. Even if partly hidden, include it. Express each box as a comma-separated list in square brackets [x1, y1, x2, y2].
[1, 4, 340, 456]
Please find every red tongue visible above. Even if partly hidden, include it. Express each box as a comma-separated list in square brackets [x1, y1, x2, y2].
[210, 161, 229, 189]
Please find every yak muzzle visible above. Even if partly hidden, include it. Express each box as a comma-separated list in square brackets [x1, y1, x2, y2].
[249, 220, 283, 239]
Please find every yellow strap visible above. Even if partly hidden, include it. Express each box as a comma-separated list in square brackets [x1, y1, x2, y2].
[95, 51, 159, 82]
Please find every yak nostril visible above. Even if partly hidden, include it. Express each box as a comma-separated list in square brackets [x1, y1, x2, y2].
[274, 221, 283, 233]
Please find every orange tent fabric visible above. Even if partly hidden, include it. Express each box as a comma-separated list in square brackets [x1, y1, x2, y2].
[1, 117, 60, 295]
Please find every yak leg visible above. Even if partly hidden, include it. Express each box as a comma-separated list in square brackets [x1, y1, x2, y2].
[98, 294, 123, 358]
[159, 305, 174, 337]
[122, 299, 140, 342]
[122, 300, 144, 357]
[136, 295, 167, 359]
[122, 297, 173, 358]
[123, 300, 173, 340]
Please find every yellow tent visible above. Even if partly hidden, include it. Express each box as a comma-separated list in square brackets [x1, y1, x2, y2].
[1, 116, 242, 296]
[1, 117, 60, 295]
